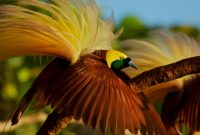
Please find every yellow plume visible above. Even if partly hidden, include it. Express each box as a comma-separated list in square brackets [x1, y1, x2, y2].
[0, 0, 114, 63]
[120, 31, 200, 77]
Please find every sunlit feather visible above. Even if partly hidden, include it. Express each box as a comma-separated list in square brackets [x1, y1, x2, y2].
[0, 0, 114, 63]
[120, 31, 200, 78]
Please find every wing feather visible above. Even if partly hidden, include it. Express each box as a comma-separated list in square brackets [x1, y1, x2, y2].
[74, 78, 95, 119]
[95, 82, 107, 132]
[100, 76, 112, 134]
[11, 58, 70, 125]
[71, 77, 93, 117]
[139, 93, 167, 135]
[13, 52, 166, 134]
[110, 79, 118, 135]
[161, 91, 181, 130]
[103, 77, 114, 133]
[62, 76, 88, 107]
[116, 83, 126, 135]
[179, 76, 200, 131]
[50, 74, 83, 108]
[87, 81, 102, 125]
[123, 91, 136, 133]
[91, 81, 105, 129]
[161, 75, 200, 132]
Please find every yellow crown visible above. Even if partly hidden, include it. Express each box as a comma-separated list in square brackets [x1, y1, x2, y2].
[106, 50, 128, 68]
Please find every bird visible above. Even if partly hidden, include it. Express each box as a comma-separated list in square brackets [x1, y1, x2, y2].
[0, 0, 166, 135]
[119, 31, 200, 134]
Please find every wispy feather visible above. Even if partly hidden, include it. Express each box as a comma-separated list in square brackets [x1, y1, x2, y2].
[0, 0, 114, 63]
[120, 31, 200, 78]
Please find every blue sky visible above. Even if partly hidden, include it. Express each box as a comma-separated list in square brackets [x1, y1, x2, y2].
[97, 0, 200, 28]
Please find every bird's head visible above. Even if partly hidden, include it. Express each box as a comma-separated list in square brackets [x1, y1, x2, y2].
[106, 50, 137, 71]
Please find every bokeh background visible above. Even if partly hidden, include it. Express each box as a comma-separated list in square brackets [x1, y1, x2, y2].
[1, 0, 200, 134]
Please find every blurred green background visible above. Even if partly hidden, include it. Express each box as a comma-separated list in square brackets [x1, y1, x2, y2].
[1, 1, 200, 135]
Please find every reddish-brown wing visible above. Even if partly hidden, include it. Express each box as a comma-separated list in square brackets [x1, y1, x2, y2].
[137, 92, 167, 135]
[162, 75, 200, 133]
[35, 53, 147, 135]
[161, 91, 182, 132]
[12, 58, 70, 125]
[180, 75, 200, 132]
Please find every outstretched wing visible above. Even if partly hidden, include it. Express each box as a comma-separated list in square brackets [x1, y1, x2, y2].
[0, 0, 113, 63]
[33, 53, 146, 135]
[179, 75, 200, 132]
[13, 52, 166, 135]
[161, 74, 200, 132]
[11, 58, 70, 125]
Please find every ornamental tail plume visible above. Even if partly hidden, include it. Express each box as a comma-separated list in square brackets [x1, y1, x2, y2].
[120, 31, 200, 78]
[0, 0, 114, 63]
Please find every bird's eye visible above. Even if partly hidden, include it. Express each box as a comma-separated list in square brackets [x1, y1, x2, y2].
[125, 57, 131, 62]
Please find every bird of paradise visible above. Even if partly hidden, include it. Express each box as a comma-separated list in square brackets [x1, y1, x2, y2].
[0, 0, 199, 135]
[120, 31, 200, 134]
[0, 0, 167, 134]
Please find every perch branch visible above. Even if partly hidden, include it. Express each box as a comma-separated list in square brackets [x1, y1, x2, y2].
[37, 56, 200, 135]
[0, 112, 80, 133]
[131, 56, 200, 91]
[36, 110, 71, 135]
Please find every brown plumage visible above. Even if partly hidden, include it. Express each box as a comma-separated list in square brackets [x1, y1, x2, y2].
[12, 50, 166, 135]
[161, 74, 200, 133]
[119, 31, 200, 134]
[12, 58, 70, 125]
